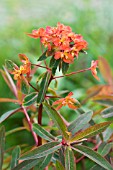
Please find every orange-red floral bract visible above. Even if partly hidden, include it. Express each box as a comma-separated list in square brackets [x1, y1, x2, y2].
[53, 92, 78, 110]
[27, 23, 88, 64]
[90, 60, 100, 81]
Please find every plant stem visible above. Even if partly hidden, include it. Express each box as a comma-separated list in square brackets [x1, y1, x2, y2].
[31, 63, 51, 71]
[28, 82, 39, 92]
[22, 106, 38, 146]
[53, 67, 91, 79]
[38, 103, 43, 146]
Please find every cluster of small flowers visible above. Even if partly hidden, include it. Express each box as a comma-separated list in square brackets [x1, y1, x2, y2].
[27, 22, 88, 64]
[11, 54, 31, 81]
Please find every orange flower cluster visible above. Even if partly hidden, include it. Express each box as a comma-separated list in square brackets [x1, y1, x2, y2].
[27, 23, 88, 64]
[11, 54, 31, 80]
[53, 92, 79, 110]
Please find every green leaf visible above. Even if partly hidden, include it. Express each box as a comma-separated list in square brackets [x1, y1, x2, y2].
[38, 50, 47, 61]
[101, 106, 113, 118]
[72, 145, 113, 170]
[0, 126, 5, 170]
[35, 154, 52, 170]
[0, 108, 21, 123]
[93, 96, 113, 106]
[65, 146, 76, 170]
[97, 142, 113, 156]
[68, 111, 93, 135]
[6, 127, 26, 136]
[33, 123, 55, 141]
[21, 77, 29, 94]
[90, 165, 105, 170]
[49, 57, 56, 67]
[52, 59, 61, 75]
[62, 61, 69, 74]
[59, 147, 65, 167]
[43, 102, 69, 140]
[70, 122, 111, 142]
[37, 72, 51, 104]
[56, 160, 65, 170]
[5, 60, 18, 73]
[36, 72, 45, 84]
[103, 127, 113, 142]
[11, 146, 21, 169]
[12, 158, 44, 170]
[20, 142, 61, 160]
[23, 92, 38, 106]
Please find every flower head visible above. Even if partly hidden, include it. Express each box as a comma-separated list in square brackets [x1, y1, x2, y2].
[27, 23, 88, 64]
[53, 92, 79, 110]
[11, 54, 31, 81]
[90, 60, 99, 81]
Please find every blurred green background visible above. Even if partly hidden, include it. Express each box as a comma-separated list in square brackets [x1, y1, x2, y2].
[0, 0, 113, 160]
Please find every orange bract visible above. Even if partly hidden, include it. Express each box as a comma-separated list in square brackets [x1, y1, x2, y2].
[27, 23, 88, 64]
[53, 92, 78, 110]
[90, 60, 100, 81]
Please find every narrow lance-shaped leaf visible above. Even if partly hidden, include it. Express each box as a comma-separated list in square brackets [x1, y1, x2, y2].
[70, 121, 111, 142]
[0, 108, 21, 123]
[62, 61, 69, 75]
[99, 56, 113, 85]
[0, 126, 5, 170]
[3, 66, 17, 97]
[35, 154, 52, 170]
[101, 106, 113, 118]
[97, 142, 113, 156]
[72, 145, 113, 170]
[20, 142, 61, 160]
[93, 95, 113, 106]
[10, 146, 21, 169]
[33, 123, 55, 142]
[37, 72, 51, 104]
[38, 50, 47, 61]
[68, 111, 93, 135]
[0, 98, 18, 103]
[6, 127, 26, 136]
[5, 60, 18, 73]
[43, 102, 69, 140]
[23, 92, 38, 106]
[103, 126, 113, 142]
[21, 77, 29, 94]
[56, 160, 65, 170]
[59, 147, 65, 167]
[65, 146, 76, 170]
[52, 59, 61, 75]
[12, 157, 44, 170]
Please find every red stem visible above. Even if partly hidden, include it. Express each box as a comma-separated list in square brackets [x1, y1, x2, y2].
[22, 106, 38, 146]
[53, 67, 91, 79]
[38, 104, 43, 146]
[31, 63, 51, 71]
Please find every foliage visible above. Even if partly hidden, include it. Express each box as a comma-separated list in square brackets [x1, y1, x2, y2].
[0, 23, 113, 170]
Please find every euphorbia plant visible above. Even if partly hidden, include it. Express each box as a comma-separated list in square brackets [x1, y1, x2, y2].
[0, 23, 113, 170]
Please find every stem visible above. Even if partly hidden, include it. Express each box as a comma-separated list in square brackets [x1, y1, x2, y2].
[31, 64, 51, 71]
[28, 82, 39, 92]
[22, 106, 38, 146]
[38, 103, 43, 146]
[53, 67, 91, 79]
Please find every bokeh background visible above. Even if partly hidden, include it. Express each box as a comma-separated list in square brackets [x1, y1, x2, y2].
[0, 0, 113, 164]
